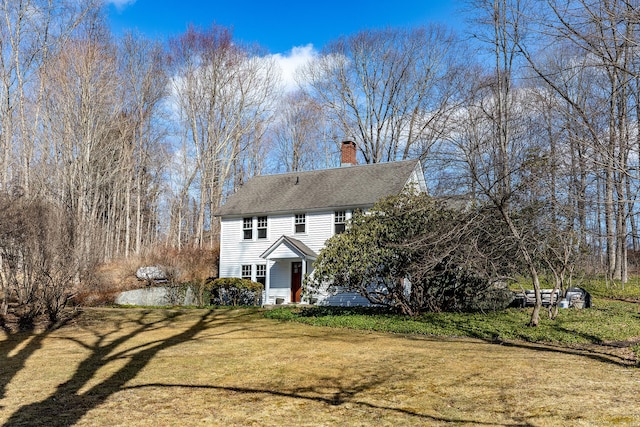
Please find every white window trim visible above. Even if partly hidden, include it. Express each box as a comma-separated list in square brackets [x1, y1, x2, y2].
[242, 217, 253, 241]
[256, 264, 266, 285]
[257, 216, 268, 239]
[241, 264, 252, 280]
[334, 210, 347, 234]
[294, 213, 306, 234]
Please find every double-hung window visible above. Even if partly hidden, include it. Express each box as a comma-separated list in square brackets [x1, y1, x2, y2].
[256, 264, 266, 286]
[243, 218, 253, 240]
[241, 265, 252, 280]
[334, 211, 346, 234]
[243, 216, 267, 240]
[294, 213, 306, 233]
[257, 216, 267, 239]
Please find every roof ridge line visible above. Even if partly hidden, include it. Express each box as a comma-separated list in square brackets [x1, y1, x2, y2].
[253, 159, 419, 179]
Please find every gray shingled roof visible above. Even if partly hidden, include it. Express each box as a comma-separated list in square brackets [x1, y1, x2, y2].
[217, 160, 421, 217]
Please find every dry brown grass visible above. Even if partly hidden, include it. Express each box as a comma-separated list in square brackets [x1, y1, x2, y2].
[74, 260, 142, 306]
[74, 245, 219, 307]
[1, 308, 639, 426]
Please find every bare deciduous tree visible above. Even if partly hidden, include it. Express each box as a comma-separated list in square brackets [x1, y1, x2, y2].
[39, 23, 126, 269]
[0, 194, 76, 326]
[0, 0, 97, 196]
[271, 90, 331, 172]
[516, 0, 640, 283]
[117, 31, 169, 257]
[301, 26, 462, 164]
[167, 25, 279, 248]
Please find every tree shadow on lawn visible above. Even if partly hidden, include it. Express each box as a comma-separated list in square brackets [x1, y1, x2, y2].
[0, 311, 81, 405]
[293, 306, 638, 367]
[414, 316, 638, 367]
[122, 378, 533, 426]
[495, 336, 639, 367]
[1, 309, 254, 427]
[1, 308, 537, 427]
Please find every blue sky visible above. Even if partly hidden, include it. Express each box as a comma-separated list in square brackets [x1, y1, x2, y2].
[107, 0, 463, 54]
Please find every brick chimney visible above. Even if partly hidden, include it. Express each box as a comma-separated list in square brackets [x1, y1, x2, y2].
[341, 140, 357, 167]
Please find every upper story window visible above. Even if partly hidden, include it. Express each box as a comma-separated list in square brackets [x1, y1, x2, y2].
[256, 264, 266, 286]
[241, 264, 252, 280]
[335, 211, 346, 234]
[295, 213, 306, 233]
[257, 216, 267, 239]
[243, 218, 253, 240]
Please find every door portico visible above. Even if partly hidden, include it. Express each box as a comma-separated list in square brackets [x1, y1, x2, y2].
[260, 236, 317, 304]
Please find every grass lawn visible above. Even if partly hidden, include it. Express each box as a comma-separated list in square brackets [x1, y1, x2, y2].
[266, 298, 640, 360]
[1, 307, 640, 426]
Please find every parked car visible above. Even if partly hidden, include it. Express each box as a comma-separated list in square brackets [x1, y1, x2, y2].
[511, 287, 591, 309]
[564, 287, 591, 308]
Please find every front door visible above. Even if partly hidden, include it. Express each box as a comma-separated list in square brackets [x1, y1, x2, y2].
[291, 261, 302, 303]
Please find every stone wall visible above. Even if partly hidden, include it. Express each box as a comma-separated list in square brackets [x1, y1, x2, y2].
[115, 286, 196, 306]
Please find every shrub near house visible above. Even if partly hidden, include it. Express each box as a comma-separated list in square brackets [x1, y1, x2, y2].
[306, 191, 516, 316]
[209, 277, 264, 306]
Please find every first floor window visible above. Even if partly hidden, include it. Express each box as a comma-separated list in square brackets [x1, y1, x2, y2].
[241, 265, 252, 280]
[243, 218, 253, 240]
[257, 216, 267, 239]
[334, 211, 346, 234]
[256, 264, 266, 286]
[295, 213, 306, 233]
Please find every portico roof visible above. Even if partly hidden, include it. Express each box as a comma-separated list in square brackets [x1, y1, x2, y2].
[260, 235, 318, 261]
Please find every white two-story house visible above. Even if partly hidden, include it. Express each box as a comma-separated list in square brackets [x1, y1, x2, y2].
[216, 141, 427, 305]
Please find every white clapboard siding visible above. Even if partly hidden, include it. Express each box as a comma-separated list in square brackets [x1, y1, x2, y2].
[303, 212, 335, 252]
[220, 211, 389, 308]
[219, 217, 275, 279]
[269, 261, 291, 290]
[219, 212, 336, 280]
[220, 209, 381, 307]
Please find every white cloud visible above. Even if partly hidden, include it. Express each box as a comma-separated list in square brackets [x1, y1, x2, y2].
[106, 0, 136, 11]
[269, 44, 317, 93]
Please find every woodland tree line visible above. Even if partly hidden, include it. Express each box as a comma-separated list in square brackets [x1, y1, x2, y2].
[1, 0, 640, 323]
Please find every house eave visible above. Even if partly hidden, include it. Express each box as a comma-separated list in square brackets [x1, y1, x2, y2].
[217, 203, 374, 220]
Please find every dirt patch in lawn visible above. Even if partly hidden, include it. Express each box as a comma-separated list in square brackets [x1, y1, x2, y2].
[1, 307, 639, 426]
